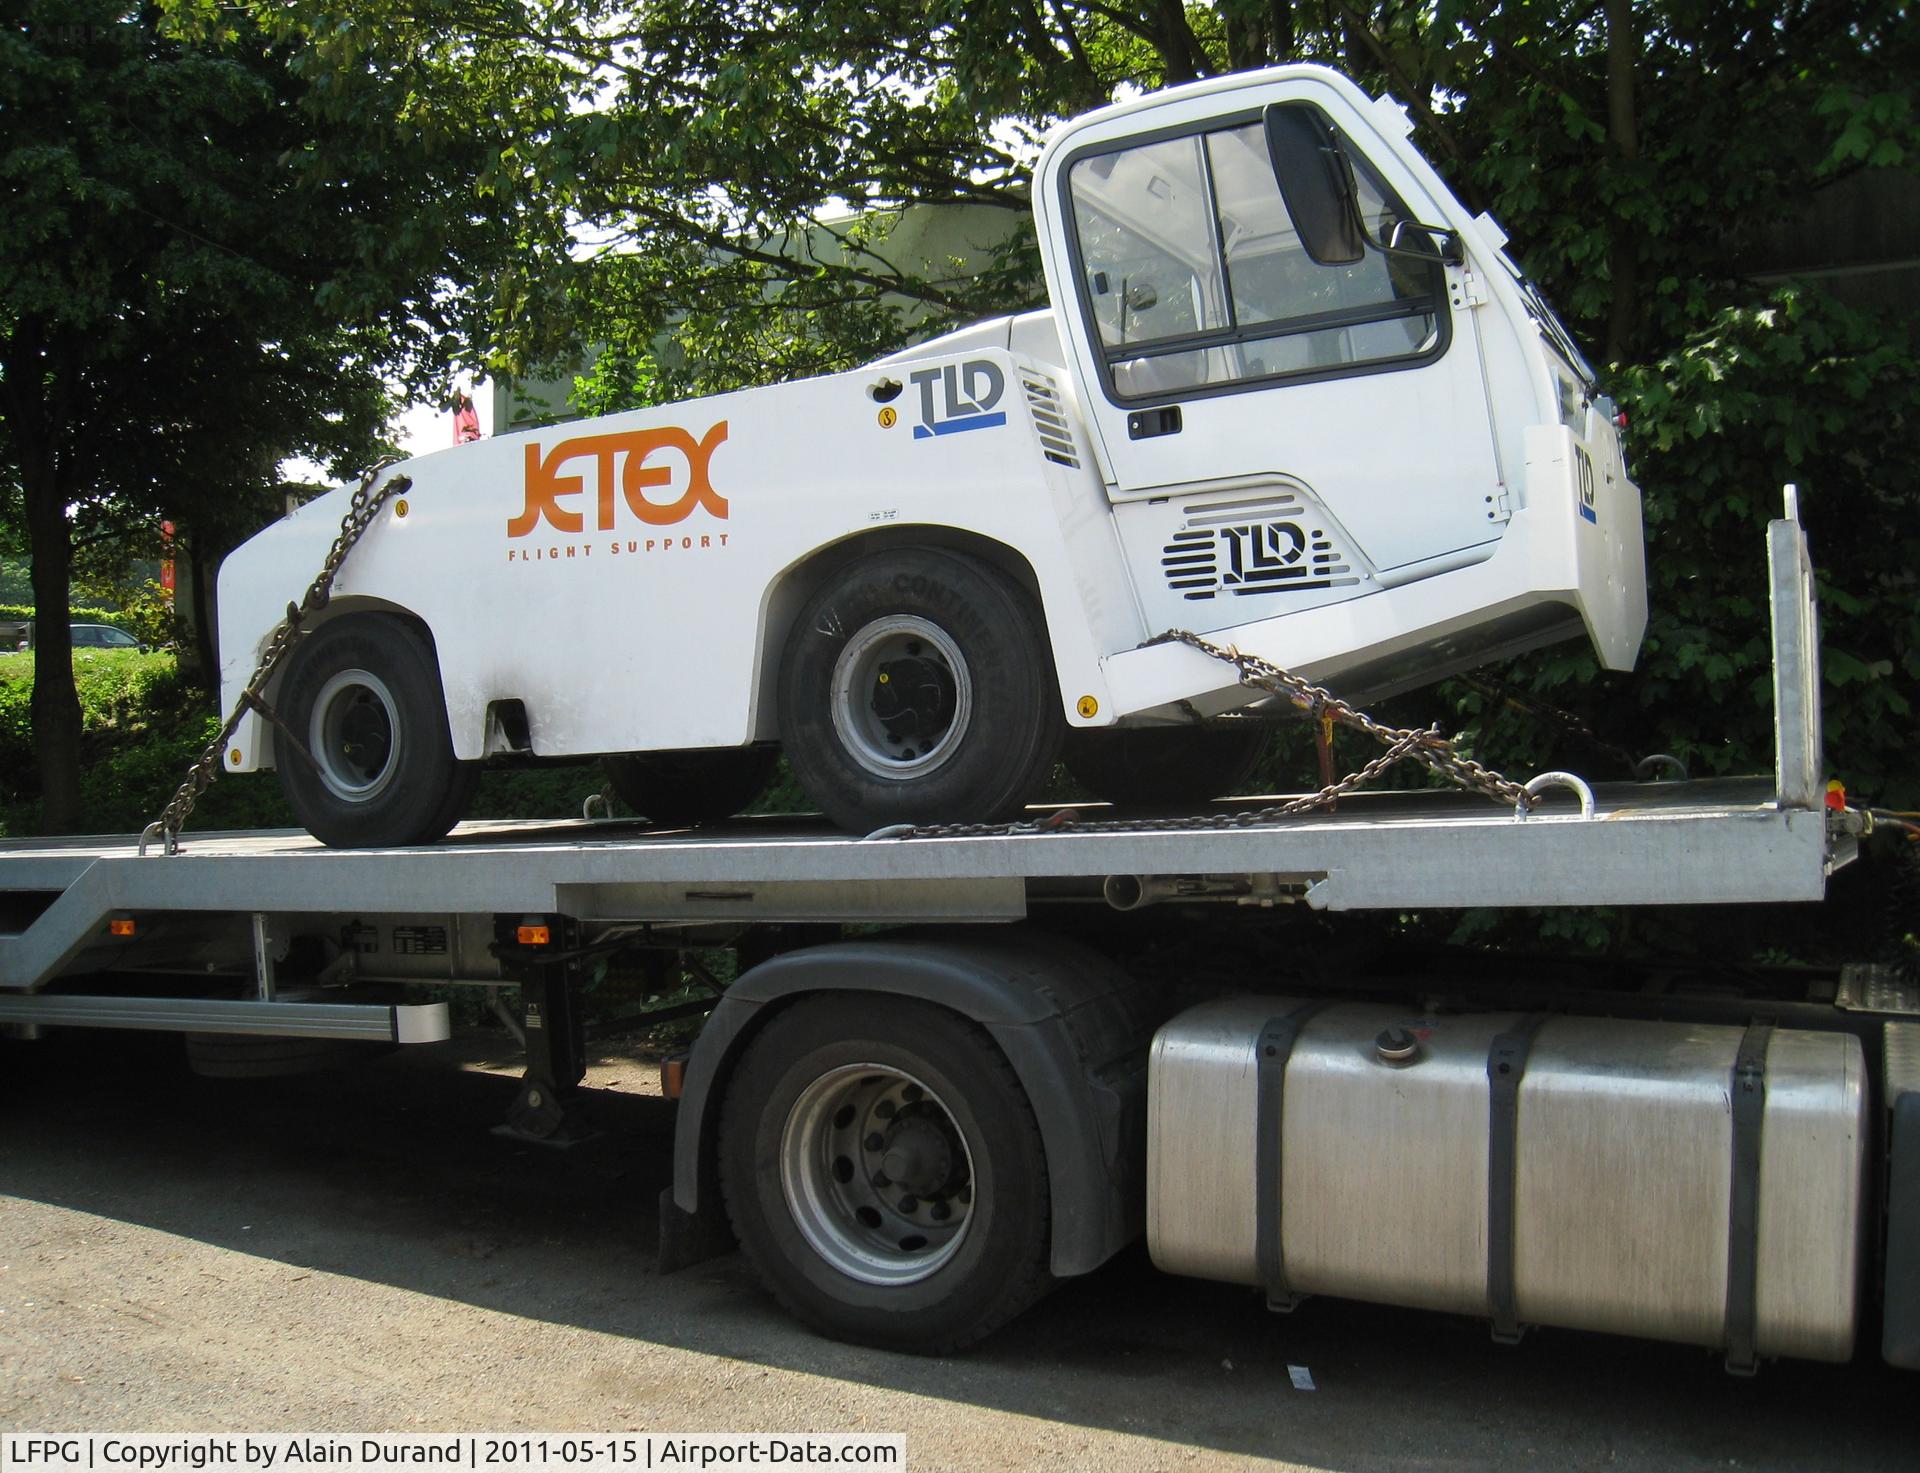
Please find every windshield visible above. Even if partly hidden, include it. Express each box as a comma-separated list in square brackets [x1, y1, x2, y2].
[1491, 251, 1596, 385]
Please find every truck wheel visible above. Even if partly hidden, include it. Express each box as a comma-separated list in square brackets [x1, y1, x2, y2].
[778, 548, 1061, 830]
[276, 615, 476, 848]
[601, 746, 778, 825]
[718, 995, 1053, 1352]
[1064, 721, 1270, 807]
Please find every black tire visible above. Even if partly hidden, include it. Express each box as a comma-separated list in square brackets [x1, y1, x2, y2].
[1063, 720, 1271, 807]
[718, 994, 1053, 1353]
[777, 548, 1061, 831]
[602, 746, 778, 825]
[275, 614, 477, 848]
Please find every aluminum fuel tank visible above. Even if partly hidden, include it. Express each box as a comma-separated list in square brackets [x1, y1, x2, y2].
[1148, 997, 1867, 1361]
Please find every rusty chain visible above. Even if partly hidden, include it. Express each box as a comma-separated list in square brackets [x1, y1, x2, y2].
[140, 459, 412, 855]
[874, 628, 1535, 840]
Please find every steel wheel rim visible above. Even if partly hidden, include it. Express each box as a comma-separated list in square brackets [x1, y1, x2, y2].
[309, 668, 401, 802]
[829, 615, 973, 779]
[780, 1062, 976, 1285]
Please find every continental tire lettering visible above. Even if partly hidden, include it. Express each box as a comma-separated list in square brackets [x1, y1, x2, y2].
[509, 422, 729, 537]
[885, 574, 985, 639]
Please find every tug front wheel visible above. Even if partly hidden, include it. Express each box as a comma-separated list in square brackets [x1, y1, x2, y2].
[275, 614, 476, 848]
[777, 548, 1061, 831]
[717, 995, 1053, 1352]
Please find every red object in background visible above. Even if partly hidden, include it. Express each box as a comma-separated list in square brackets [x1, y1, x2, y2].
[454, 393, 482, 445]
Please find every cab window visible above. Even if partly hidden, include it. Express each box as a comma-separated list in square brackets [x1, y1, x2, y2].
[1066, 115, 1445, 401]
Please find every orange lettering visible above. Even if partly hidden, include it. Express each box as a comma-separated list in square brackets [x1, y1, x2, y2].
[508, 422, 729, 538]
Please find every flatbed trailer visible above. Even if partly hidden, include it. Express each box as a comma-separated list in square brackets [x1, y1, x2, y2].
[4, 506, 1917, 1371]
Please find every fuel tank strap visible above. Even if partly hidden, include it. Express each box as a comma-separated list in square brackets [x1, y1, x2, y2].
[1255, 1000, 1330, 1311]
[1724, 1020, 1775, 1376]
[1485, 1012, 1551, 1343]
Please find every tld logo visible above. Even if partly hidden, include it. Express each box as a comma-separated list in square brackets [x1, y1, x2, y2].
[909, 359, 1006, 440]
[1573, 443, 1597, 524]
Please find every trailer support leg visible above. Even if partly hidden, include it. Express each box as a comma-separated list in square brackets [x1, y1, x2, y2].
[494, 919, 595, 1146]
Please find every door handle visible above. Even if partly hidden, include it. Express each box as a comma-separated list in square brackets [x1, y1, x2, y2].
[1127, 406, 1182, 439]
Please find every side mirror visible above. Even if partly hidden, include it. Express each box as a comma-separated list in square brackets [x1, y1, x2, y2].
[1263, 103, 1365, 267]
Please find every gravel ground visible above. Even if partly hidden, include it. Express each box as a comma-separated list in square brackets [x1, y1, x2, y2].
[0, 1029, 1912, 1472]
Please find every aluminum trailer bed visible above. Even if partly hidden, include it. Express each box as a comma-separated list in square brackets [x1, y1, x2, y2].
[0, 507, 1851, 1013]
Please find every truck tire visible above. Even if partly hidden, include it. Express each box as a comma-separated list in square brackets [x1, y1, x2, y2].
[778, 548, 1061, 830]
[1063, 720, 1271, 808]
[601, 746, 778, 825]
[276, 614, 477, 848]
[718, 994, 1053, 1352]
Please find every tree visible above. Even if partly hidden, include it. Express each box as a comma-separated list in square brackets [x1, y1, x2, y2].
[0, 2, 550, 830]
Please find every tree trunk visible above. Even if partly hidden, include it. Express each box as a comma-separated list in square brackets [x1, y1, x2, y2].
[184, 531, 219, 694]
[24, 465, 82, 834]
[1604, 0, 1641, 364]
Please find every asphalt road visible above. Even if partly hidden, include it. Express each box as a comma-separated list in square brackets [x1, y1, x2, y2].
[1, 1030, 1912, 1472]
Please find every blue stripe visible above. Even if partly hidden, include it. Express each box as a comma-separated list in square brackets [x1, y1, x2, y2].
[913, 411, 1007, 440]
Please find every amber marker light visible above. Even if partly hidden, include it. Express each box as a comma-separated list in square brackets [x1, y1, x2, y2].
[661, 1056, 688, 1099]
[109, 918, 137, 938]
[516, 924, 552, 946]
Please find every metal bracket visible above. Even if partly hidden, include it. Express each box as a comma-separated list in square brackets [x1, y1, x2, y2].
[251, 913, 277, 1001]
[1486, 1013, 1550, 1344]
[1724, 1021, 1774, 1376]
[1446, 262, 1488, 310]
[1256, 1000, 1329, 1312]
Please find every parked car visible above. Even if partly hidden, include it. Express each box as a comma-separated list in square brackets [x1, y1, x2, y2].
[68, 623, 147, 652]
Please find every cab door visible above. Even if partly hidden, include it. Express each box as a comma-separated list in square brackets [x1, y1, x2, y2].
[1045, 89, 1504, 627]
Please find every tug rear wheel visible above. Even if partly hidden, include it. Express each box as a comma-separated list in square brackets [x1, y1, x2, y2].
[276, 615, 475, 848]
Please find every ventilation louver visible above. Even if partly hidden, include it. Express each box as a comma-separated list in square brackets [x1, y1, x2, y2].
[1022, 374, 1081, 468]
[1161, 493, 1360, 602]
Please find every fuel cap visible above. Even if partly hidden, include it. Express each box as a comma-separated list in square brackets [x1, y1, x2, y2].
[1375, 1026, 1419, 1064]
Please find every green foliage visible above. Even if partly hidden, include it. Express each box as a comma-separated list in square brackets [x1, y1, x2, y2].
[0, 603, 130, 630]
[1614, 287, 1920, 808]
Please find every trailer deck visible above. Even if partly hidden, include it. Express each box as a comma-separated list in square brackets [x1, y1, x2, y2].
[0, 507, 1845, 1004]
